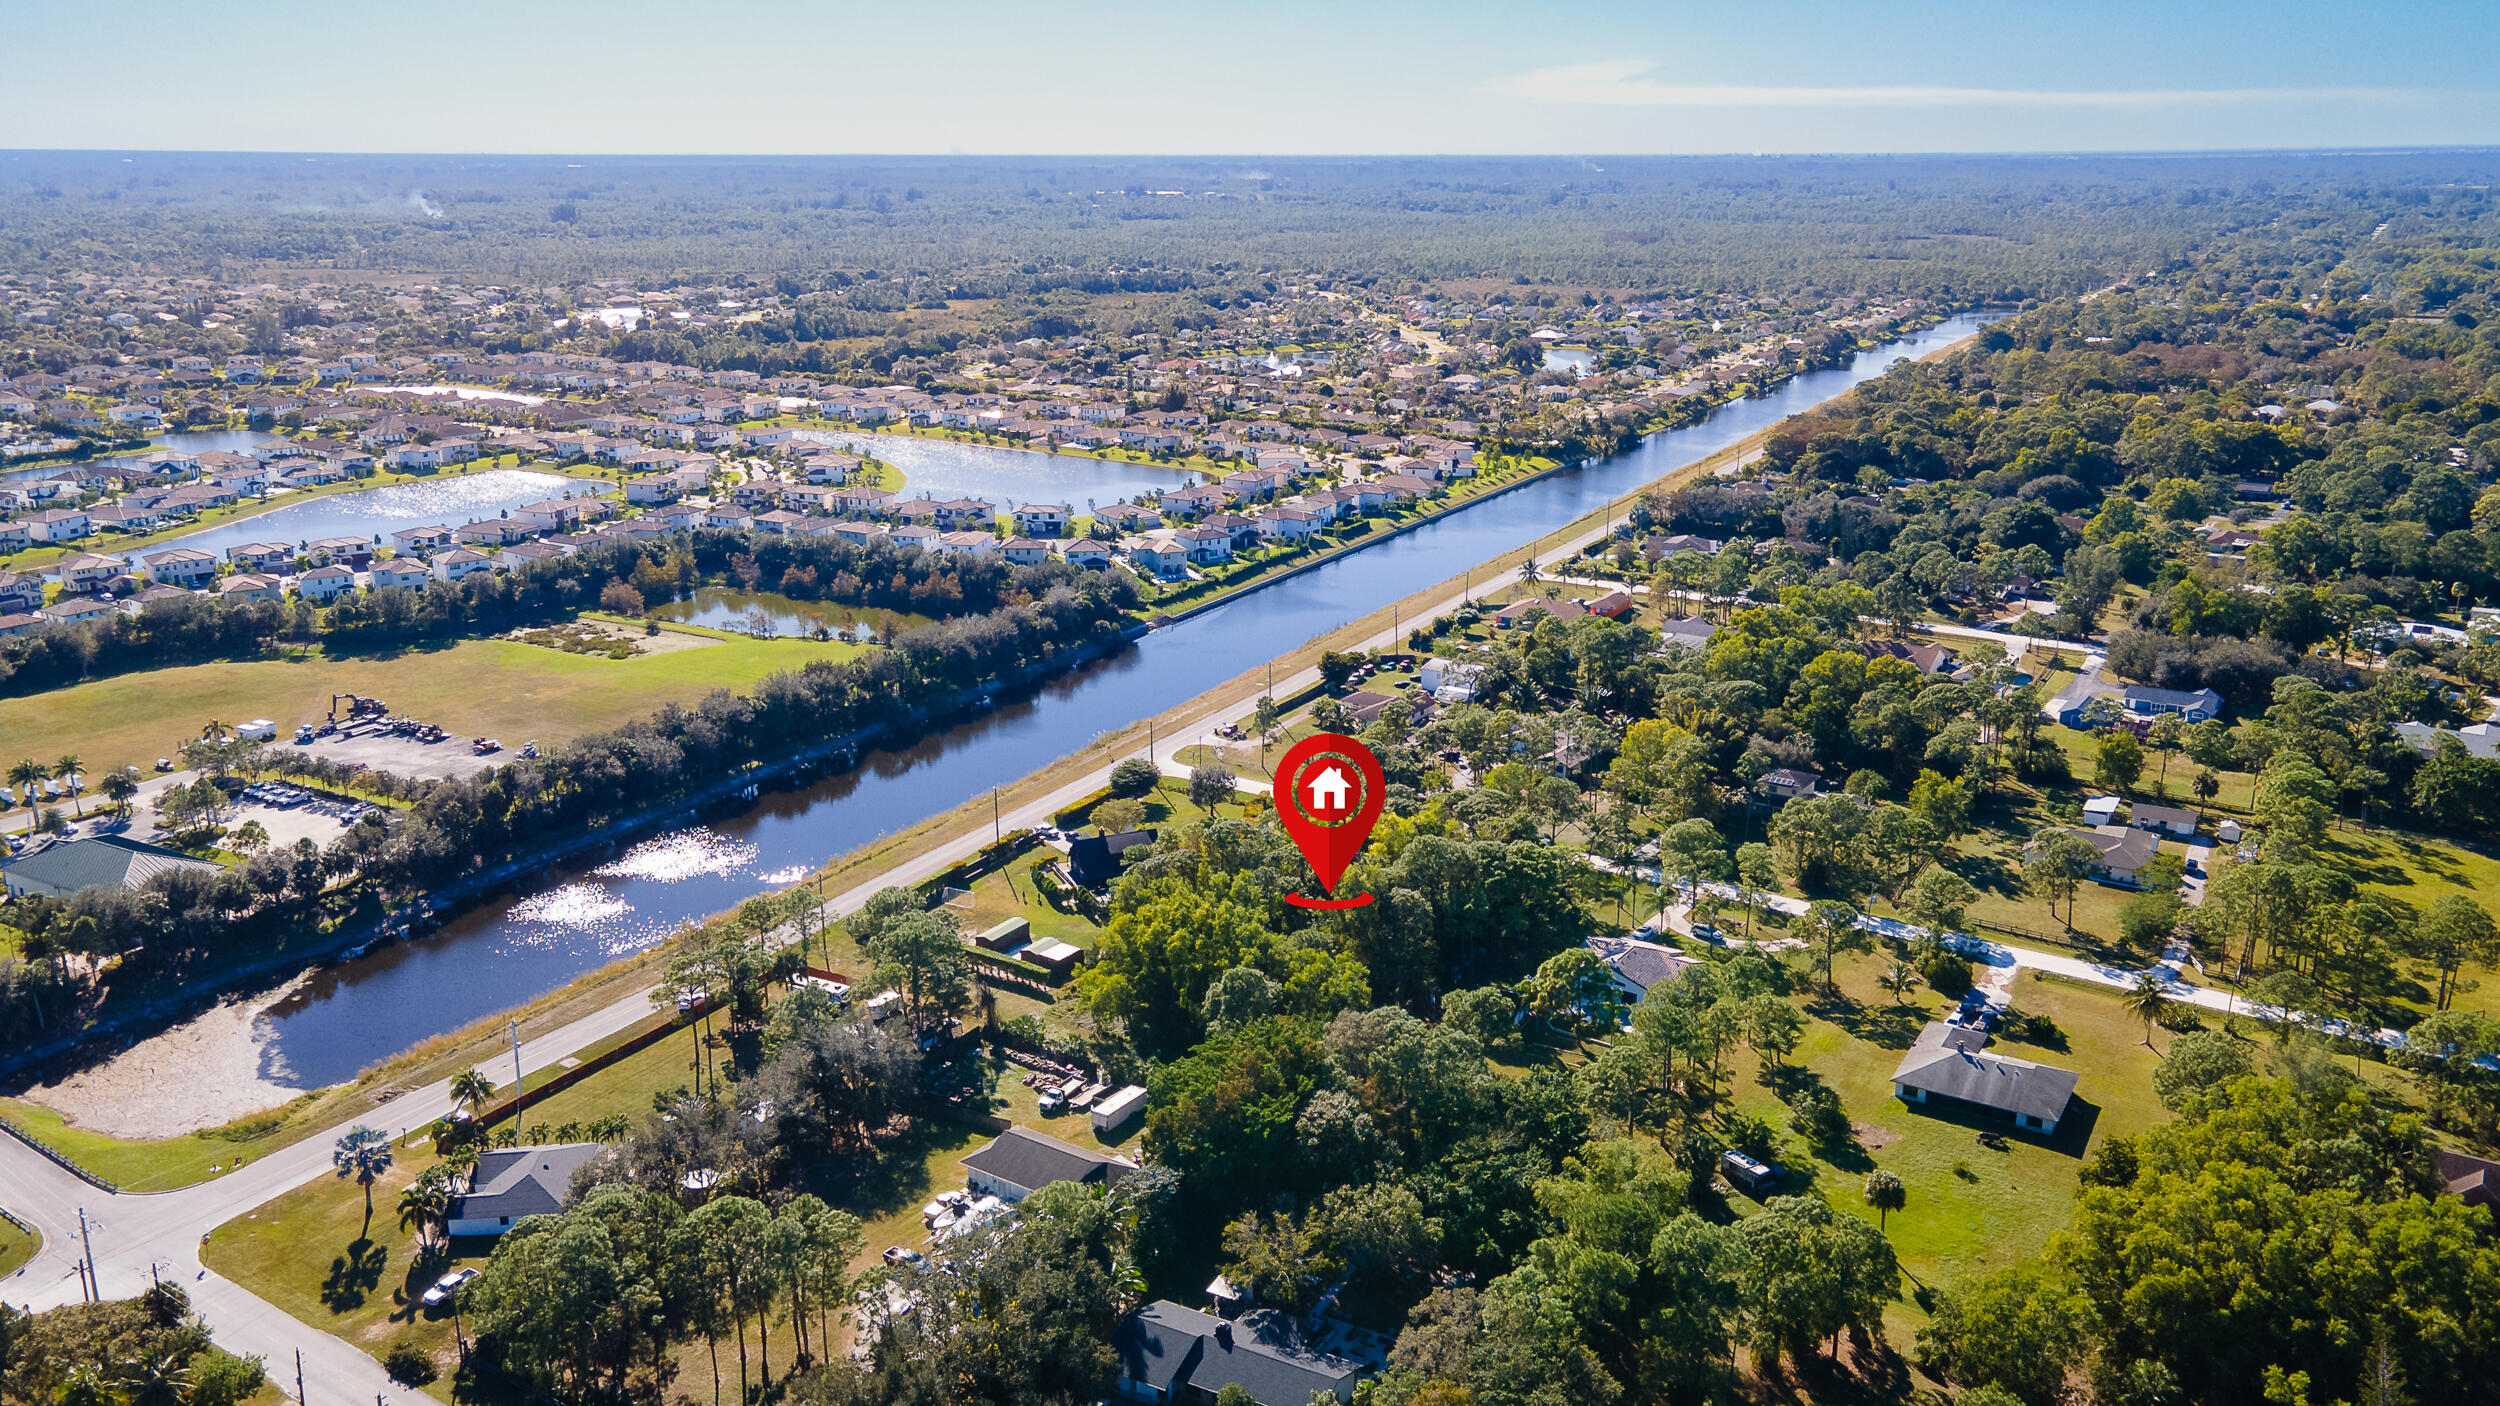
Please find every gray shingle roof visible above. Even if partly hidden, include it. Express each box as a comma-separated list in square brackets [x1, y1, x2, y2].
[1891, 1023, 2078, 1124]
[1114, 1301, 1363, 1406]
[449, 1143, 603, 1224]
[0, 835, 220, 900]
[960, 1125, 1130, 1196]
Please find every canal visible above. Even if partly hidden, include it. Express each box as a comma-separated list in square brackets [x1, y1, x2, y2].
[202, 317, 1987, 1091]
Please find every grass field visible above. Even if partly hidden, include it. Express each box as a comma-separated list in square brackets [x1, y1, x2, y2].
[0, 630, 865, 780]
[0, 1214, 37, 1279]
[1717, 945, 2173, 1338]
[0, 1097, 313, 1193]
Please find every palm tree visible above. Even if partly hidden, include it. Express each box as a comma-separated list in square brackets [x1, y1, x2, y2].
[1518, 553, 1540, 586]
[112, 1349, 193, 1406]
[398, 1166, 454, 1254]
[1863, 1169, 1906, 1232]
[333, 1125, 395, 1232]
[53, 756, 83, 818]
[8, 758, 45, 832]
[449, 1065, 495, 1123]
[2123, 971, 2170, 1049]
[1878, 958, 1923, 1010]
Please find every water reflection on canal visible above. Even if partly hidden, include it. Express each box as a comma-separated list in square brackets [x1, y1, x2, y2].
[242, 317, 1987, 1087]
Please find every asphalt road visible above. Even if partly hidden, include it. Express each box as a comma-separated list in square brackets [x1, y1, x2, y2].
[0, 444, 1682, 1397]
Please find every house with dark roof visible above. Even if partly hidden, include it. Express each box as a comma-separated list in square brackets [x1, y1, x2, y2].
[445, 1143, 604, 1237]
[0, 835, 220, 900]
[960, 1125, 1132, 1203]
[1113, 1300, 1367, 1405]
[1068, 828, 1157, 888]
[1655, 615, 1718, 652]
[2438, 1149, 2500, 1211]
[1890, 1022, 2078, 1136]
[2121, 684, 2223, 723]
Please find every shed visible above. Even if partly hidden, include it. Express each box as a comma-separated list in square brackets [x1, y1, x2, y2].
[976, 917, 1031, 952]
[1025, 939, 1083, 979]
[2081, 795, 2122, 827]
[1092, 1084, 1148, 1134]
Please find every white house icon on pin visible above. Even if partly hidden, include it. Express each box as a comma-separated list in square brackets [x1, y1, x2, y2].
[1308, 765, 1352, 812]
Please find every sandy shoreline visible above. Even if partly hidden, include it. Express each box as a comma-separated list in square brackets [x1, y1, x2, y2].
[17, 977, 312, 1140]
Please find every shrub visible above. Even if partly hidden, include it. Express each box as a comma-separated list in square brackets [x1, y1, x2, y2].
[1107, 757, 1161, 798]
[1922, 949, 1974, 997]
[383, 1342, 438, 1386]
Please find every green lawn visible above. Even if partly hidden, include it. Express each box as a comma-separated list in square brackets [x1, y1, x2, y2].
[0, 1098, 303, 1193]
[1725, 946, 2172, 1336]
[0, 629, 865, 781]
[0, 1215, 38, 1279]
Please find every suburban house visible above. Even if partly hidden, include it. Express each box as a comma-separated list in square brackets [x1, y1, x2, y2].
[2121, 684, 2223, 723]
[2130, 803, 2200, 838]
[38, 597, 120, 627]
[217, 573, 284, 604]
[1754, 768, 1823, 805]
[391, 525, 457, 554]
[227, 542, 295, 573]
[2438, 1149, 2500, 1212]
[1859, 638, 1952, 674]
[24, 508, 91, 543]
[0, 835, 220, 900]
[369, 558, 431, 590]
[2396, 720, 2500, 761]
[445, 1144, 605, 1238]
[431, 548, 495, 583]
[2069, 825, 2159, 886]
[55, 553, 128, 594]
[1060, 540, 1112, 568]
[1495, 597, 1589, 628]
[1112, 1301, 1368, 1406]
[1656, 616, 1719, 651]
[0, 572, 41, 614]
[1890, 1022, 2079, 1137]
[294, 564, 358, 602]
[139, 548, 218, 588]
[960, 1126, 1133, 1204]
[1585, 933, 1700, 1004]
[1011, 503, 1071, 537]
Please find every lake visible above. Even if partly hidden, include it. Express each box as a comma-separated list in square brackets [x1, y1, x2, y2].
[650, 587, 932, 641]
[163, 317, 1988, 1089]
[140, 469, 602, 559]
[820, 434, 1198, 508]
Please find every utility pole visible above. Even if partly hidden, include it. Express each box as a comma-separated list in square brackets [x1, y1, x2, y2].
[77, 1207, 96, 1302]
[296, 1349, 306, 1405]
[1147, 718, 1154, 765]
[991, 786, 1001, 843]
[508, 1019, 525, 1123]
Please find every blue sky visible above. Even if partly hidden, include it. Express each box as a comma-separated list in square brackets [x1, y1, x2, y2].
[8, 0, 2495, 154]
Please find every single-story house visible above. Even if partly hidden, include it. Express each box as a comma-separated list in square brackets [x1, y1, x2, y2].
[2073, 825, 2160, 886]
[0, 835, 220, 900]
[1890, 1022, 2079, 1136]
[1585, 933, 1699, 1004]
[1655, 616, 1718, 651]
[2130, 803, 2200, 838]
[960, 1125, 1132, 1204]
[1754, 768, 1822, 805]
[445, 1144, 605, 1237]
[2122, 685, 2223, 723]
[1113, 1301, 1366, 1406]
[1495, 597, 1590, 628]
[1069, 828, 1157, 888]
[38, 597, 120, 627]
[2439, 1150, 2500, 1212]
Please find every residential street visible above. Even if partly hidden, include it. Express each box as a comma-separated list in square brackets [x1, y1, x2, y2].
[0, 456, 1674, 1398]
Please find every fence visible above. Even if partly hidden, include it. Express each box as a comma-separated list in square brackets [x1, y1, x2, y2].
[0, 1109, 118, 1193]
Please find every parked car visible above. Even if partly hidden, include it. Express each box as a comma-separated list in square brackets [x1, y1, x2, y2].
[882, 1246, 925, 1268]
[420, 1267, 479, 1307]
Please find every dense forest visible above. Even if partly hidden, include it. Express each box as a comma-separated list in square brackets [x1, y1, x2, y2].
[5, 151, 2496, 297]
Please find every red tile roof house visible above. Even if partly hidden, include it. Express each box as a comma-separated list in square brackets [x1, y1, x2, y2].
[1128, 535, 1191, 578]
[932, 498, 998, 530]
[53, 552, 127, 594]
[998, 537, 1055, 566]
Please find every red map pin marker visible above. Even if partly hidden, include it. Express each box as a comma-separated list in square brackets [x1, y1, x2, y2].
[1274, 732, 1386, 909]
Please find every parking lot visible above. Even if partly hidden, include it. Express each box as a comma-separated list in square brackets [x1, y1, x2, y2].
[289, 728, 503, 781]
[226, 781, 384, 850]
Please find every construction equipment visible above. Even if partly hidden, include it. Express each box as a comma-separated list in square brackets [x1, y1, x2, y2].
[328, 694, 388, 724]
